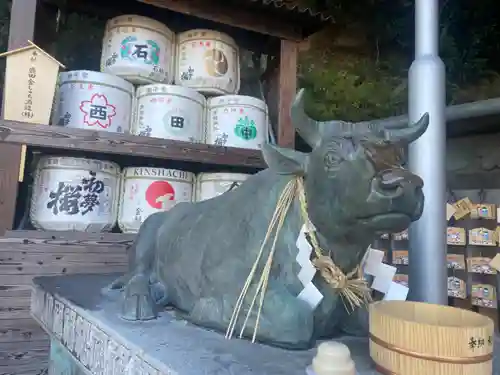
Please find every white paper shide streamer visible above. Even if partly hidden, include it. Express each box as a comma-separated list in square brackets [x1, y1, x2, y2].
[363, 247, 409, 301]
[295, 224, 324, 309]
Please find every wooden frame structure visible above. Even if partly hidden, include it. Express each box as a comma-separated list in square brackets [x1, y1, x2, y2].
[0, 0, 332, 236]
[0, 2, 332, 372]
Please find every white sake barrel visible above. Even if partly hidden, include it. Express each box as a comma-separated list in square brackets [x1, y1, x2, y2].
[205, 95, 268, 149]
[195, 172, 250, 202]
[30, 156, 120, 232]
[52, 70, 134, 134]
[132, 84, 205, 142]
[118, 167, 194, 233]
[101, 15, 175, 84]
[175, 29, 240, 95]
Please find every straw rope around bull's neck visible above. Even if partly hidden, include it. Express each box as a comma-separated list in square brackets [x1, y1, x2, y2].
[225, 176, 372, 343]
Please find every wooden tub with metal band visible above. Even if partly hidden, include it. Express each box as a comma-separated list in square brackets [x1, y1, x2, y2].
[369, 301, 494, 375]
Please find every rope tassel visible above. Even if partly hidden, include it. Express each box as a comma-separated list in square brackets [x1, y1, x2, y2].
[225, 177, 371, 342]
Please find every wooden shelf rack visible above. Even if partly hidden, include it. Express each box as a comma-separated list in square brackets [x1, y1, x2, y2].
[0, 1, 333, 374]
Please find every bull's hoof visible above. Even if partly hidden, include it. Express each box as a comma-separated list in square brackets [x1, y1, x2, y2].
[120, 274, 157, 321]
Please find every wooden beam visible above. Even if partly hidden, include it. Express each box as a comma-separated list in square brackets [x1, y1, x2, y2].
[0, 119, 266, 169]
[275, 39, 298, 148]
[138, 0, 303, 40]
[0, 0, 40, 234]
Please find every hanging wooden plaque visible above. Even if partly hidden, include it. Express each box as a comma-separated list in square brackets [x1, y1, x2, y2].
[392, 229, 408, 241]
[470, 204, 496, 220]
[452, 197, 473, 220]
[447, 227, 466, 246]
[469, 227, 496, 246]
[447, 254, 466, 270]
[447, 276, 466, 299]
[467, 257, 497, 274]
[392, 250, 409, 265]
[471, 284, 497, 308]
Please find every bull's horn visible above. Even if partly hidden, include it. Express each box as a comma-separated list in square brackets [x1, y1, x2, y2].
[290, 89, 322, 147]
[383, 113, 430, 143]
[290, 89, 354, 147]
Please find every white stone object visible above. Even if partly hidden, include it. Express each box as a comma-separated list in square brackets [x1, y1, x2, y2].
[101, 15, 175, 84]
[205, 95, 268, 150]
[311, 341, 356, 375]
[118, 167, 194, 233]
[30, 156, 120, 232]
[53, 70, 134, 133]
[195, 172, 250, 202]
[175, 29, 240, 95]
[132, 84, 206, 142]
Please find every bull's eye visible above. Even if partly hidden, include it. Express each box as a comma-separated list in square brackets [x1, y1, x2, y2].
[324, 150, 341, 171]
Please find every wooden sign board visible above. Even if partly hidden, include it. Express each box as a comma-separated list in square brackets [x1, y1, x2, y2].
[0, 41, 65, 181]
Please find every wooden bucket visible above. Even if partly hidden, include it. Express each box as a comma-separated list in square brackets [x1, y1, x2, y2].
[369, 301, 494, 375]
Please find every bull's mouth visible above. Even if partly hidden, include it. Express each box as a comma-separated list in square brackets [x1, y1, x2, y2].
[358, 212, 413, 232]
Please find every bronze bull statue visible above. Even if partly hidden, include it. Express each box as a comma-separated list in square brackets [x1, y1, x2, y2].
[108, 89, 428, 349]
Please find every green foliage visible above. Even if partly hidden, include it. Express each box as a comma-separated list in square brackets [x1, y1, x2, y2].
[52, 13, 105, 70]
[301, 0, 500, 119]
[0, 0, 11, 82]
[299, 50, 407, 121]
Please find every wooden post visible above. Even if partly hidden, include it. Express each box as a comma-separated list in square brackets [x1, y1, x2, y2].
[0, 0, 38, 234]
[0, 0, 58, 234]
[275, 39, 298, 149]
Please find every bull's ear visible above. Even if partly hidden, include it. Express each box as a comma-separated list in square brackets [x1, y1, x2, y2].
[262, 143, 307, 175]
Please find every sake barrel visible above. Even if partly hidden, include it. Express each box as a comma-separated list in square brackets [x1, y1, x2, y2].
[30, 156, 120, 232]
[101, 15, 175, 84]
[52, 70, 134, 134]
[118, 167, 194, 233]
[175, 29, 240, 95]
[369, 301, 494, 375]
[132, 84, 205, 142]
[195, 172, 250, 202]
[205, 95, 268, 149]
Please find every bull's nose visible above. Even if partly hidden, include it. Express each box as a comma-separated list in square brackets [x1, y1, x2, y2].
[378, 169, 424, 190]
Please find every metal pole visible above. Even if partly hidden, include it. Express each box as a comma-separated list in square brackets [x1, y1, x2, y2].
[407, 0, 448, 304]
[356, 97, 500, 129]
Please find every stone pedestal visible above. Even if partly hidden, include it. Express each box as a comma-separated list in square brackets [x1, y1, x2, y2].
[30, 274, 500, 375]
[31, 274, 381, 375]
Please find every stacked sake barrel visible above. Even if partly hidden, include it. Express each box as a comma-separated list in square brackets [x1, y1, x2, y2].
[31, 15, 260, 232]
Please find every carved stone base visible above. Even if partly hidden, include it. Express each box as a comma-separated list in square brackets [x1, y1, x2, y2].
[49, 339, 87, 375]
[30, 274, 500, 375]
